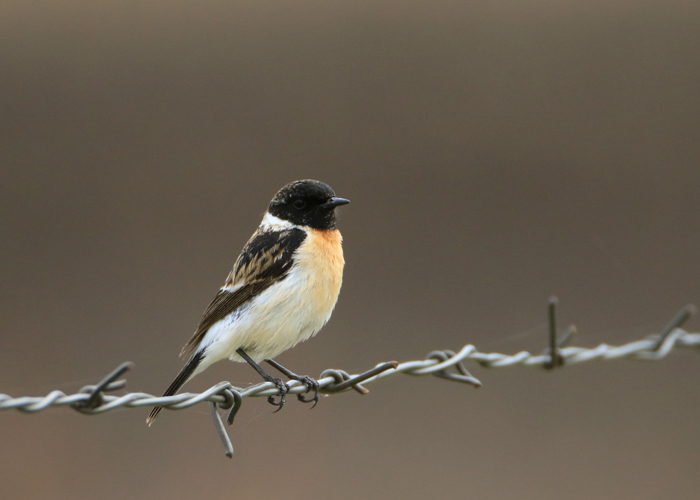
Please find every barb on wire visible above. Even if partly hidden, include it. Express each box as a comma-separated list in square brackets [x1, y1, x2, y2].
[209, 402, 233, 458]
[653, 304, 696, 350]
[78, 361, 134, 410]
[2, 301, 699, 458]
[542, 296, 576, 370]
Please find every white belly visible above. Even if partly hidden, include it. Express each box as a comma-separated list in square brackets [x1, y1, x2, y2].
[193, 230, 344, 374]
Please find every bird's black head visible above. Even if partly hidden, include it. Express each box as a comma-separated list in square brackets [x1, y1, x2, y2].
[268, 180, 350, 230]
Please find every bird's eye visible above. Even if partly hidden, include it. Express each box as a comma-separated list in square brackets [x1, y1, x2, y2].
[293, 199, 306, 209]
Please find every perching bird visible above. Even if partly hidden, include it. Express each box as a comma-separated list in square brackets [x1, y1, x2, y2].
[147, 180, 349, 425]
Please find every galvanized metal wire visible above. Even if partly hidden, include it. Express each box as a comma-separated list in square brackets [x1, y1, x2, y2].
[2, 301, 699, 457]
[2, 329, 698, 416]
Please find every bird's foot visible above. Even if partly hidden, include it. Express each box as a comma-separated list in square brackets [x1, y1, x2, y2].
[265, 377, 289, 412]
[291, 375, 320, 408]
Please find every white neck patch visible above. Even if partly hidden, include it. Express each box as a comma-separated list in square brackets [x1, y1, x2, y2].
[260, 212, 300, 231]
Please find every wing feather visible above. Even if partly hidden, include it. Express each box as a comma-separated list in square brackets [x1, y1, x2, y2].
[180, 227, 306, 357]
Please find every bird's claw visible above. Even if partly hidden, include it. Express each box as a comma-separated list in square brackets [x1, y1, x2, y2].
[266, 378, 289, 412]
[295, 375, 320, 409]
[263, 373, 319, 411]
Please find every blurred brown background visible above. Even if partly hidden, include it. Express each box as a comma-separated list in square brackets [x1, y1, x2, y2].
[1, 1, 699, 499]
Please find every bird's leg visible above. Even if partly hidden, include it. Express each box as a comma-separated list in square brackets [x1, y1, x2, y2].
[236, 348, 289, 412]
[265, 359, 320, 408]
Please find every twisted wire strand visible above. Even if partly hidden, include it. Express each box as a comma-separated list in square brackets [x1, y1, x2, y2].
[2, 329, 698, 416]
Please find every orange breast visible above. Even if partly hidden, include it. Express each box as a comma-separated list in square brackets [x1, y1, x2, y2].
[300, 229, 345, 312]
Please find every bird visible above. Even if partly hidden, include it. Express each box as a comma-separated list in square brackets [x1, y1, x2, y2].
[147, 179, 349, 425]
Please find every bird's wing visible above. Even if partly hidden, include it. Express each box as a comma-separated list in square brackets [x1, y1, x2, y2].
[180, 227, 307, 357]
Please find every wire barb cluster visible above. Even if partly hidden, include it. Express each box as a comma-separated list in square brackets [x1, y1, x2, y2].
[2, 301, 699, 458]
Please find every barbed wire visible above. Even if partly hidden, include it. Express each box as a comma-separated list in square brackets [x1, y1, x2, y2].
[2, 300, 699, 457]
[2, 327, 698, 417]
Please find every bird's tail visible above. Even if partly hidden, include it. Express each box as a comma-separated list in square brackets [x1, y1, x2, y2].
[147, 350, 204, 426]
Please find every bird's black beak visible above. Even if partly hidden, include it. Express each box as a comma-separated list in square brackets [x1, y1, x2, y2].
[321, 197, 351, 209]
